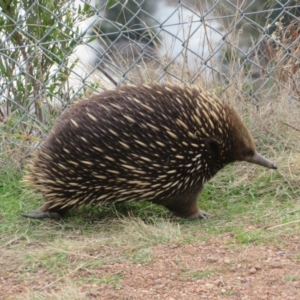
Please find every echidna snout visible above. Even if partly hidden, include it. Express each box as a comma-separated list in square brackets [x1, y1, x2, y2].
[246, 152, 277, 169]
[22, 83, 277, 220]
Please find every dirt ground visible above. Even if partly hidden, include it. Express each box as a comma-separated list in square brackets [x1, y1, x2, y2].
[1, 233, 300, 299]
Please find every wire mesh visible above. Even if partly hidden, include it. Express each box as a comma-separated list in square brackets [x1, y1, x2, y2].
[1, 0, 300, 154]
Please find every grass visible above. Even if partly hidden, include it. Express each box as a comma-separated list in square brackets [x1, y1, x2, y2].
[181, 268, 215, 279]
[285, 275, 299, 283]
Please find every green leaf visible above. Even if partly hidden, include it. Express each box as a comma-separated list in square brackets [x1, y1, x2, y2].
[107, 0, 118, 9]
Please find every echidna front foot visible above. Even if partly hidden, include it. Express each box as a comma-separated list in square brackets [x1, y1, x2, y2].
[187, 209, 210, 220]
[164, 193, 208, 220]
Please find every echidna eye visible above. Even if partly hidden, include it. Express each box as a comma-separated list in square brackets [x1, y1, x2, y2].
[244, 150, 254, 157]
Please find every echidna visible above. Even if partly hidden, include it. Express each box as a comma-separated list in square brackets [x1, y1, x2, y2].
[22, 83, 277, 220]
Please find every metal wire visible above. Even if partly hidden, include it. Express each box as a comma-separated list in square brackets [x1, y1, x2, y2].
[1, 0, 300, 140]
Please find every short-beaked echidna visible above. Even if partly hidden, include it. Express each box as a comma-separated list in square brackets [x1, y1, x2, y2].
[22, 83, 277, 220]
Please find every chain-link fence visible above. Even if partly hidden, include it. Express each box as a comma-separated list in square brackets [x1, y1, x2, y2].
[1, 0, 300, 163]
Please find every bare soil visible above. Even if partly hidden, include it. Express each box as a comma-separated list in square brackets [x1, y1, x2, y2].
[1, 233, 300, 299]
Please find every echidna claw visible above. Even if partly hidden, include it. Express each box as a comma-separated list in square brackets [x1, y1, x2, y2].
[22, 211, 62, 220]
[187, 210, 210, 220]
[199, 211, 210, 219]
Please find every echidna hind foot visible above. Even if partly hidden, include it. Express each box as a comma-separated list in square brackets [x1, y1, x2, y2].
[22, 203, 65, 219]
[22, 211, 62, 219]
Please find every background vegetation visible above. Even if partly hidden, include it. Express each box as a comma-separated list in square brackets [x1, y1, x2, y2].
[1, 0, 300, 298]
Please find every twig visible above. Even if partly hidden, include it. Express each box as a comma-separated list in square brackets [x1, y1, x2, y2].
[97, 65, 118, 87]
[281, 121, 300, 132]
[267, 219, 300, 230]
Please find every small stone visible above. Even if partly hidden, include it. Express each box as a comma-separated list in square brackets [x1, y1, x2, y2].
[254, 264, 262, 270]
[221, 288, 226, 293]
[270, 262, 282, 269]
[249, 267, 256, 274]
[205, 283, 214, 289]
[206, 257, 218, 263]
[224, 257, 231, 264]
[276, 251, 285, 256]
[214, 279, 225, 287]
[195, 287, 207, 293]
